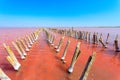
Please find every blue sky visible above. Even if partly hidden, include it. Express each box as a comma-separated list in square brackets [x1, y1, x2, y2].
[0, 0, 120, 27]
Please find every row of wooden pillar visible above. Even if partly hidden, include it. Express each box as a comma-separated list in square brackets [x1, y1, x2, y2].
[50, 28, 120, 52]
[44, 28, 96, 80]
[0, 29, 41, 80]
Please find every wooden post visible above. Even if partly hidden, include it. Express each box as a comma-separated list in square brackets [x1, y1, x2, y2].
[31, 33, 35, 42]
[80, 52, 96, 80]
[47, 33, 51, 43]
[6, 56, 21, 71]
[92, 32, 96, 44]
[49, 34, 53, 44]
[51, 35, 55, 46]
[61, 40, 70, 63]
[16, 40, 27, 56]
[27, 35, 33, 45]
[20, 38, 29, 52]
[86, 32, 89, 42]
[3, 43, 21, 70]
[68, 42, 81, 73]
[24, 36, 31, 48]
[95, 33, 98, 44]
[12, 41, 25, 59]
[99, 34, 107, 48]
[29, 34, 34, 43]
[0, 68, 11, 80]
[79, 31, 82, 39]
[106, 33, 109, 44]
[33, 32, 37, 41]
[114, 34, 120, 52]
[88, 32, 91, 43]
[56, 36, 65, 53]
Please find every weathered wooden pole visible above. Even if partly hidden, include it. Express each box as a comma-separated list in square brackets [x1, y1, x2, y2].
[80, 52, 96, 80]
[0, 68, 11, 80]
[56, 36, 65, 53]
[68, 42, 81, 73]
[114, 34, 120, 52]
[106, 33, 109, 44]
[61, 40, 70, 63]
[99, 33, 107, 48]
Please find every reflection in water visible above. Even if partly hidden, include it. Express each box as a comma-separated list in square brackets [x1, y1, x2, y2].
[110, 52, 120, 66]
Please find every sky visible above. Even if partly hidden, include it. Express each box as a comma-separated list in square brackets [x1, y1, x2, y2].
[0, 0, 120, 27]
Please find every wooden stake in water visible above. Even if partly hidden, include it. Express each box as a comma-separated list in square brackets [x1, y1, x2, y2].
[80, 52, 96, 80]
[16, 40, 27, 56]
[0, 68, 11, 80]
[47, 32, 50, 43]
[79, 31, 82, 39]
[12, 41, 25, 59]
[92, 32, 96, 44]
[31, 32, 36, 42]
[3, 43, 21, 71]
[29, 34, 34, 43]
[24, 36, 31, 48]
[27, 35, 33, 45]
[106, 33, 109, 44]
[88, 32, 91, 43]
[99, 34, 107, 48]
[86, 32, 89, 42]
[96, 32, 98, 44]
[56, 36, 65, 53]
[61, 40, 70, 63]
[49, 34, 53, 44]
[33, 32, 37, 41]
[68, 42, 81, 73]
[6, 56, 21, 71]
[31, 33, 35, 42]
[20, 38, 29, 52]
[51, 35, 55, 46]
[114, 34, 120, 52]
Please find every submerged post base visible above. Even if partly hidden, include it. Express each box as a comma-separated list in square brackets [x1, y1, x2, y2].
[21, 55, 25, 60]
[67, 67, 73, 74]
[26, 48, 30, 52]
[13, 63, 21, 71]
[56, 49, 60, 53]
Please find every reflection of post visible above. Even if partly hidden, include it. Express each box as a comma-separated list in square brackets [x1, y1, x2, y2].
[99, 34, 107, 48]
[56, 36, 65, 53]
[114, 34, 120, 52]
[106, 33, 109, 44]
[61, 40, 70, 63]
[68, 42, 81, 73]
[0, 68, 11, 80]
[80, 52, 96, 80]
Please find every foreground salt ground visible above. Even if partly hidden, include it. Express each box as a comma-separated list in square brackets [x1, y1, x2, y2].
[0, 28, 120, 80]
